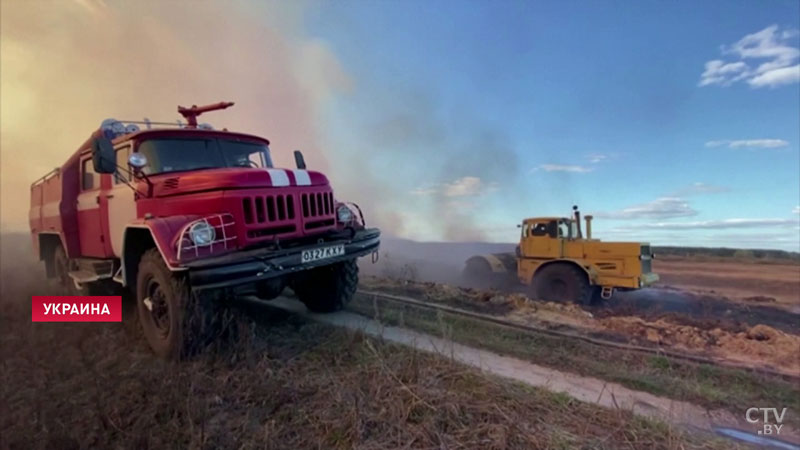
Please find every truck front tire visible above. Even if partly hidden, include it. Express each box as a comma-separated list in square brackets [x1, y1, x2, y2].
[136, 249, 226, 359]
[292, 260, 358, 313]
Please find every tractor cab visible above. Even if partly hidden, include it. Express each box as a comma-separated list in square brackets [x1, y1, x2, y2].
[519, 206, 592, 259]
[521, 217, 576, 240]
[519, 217, 574, 259]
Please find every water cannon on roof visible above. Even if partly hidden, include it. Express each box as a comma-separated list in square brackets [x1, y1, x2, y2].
[177, 101, 235, 128]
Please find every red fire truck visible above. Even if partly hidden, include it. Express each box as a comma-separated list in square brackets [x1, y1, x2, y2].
[29, 102, 380, 358]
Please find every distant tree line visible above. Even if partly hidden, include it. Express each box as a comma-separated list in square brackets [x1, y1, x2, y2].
[653, 246, 800, 263]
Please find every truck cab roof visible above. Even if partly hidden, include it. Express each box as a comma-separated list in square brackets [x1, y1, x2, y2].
[111, 128, 271, 147]
[523, 217, 570, 223]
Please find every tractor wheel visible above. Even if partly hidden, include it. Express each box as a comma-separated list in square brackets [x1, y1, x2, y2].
[292, 260, 358, 313]
[136, 249, 225, 359]
[533, 263, 594, 305]
[462, 257, 495, 288]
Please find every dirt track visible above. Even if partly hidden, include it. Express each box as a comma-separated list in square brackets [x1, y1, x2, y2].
[653, 259, 800, 309]
[262, 296, 758, 440]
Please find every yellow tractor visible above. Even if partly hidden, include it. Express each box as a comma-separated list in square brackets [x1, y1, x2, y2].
[464, 206, 659, 304]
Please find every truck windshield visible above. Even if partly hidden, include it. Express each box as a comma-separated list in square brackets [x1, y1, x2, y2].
[136, 138, 273, 175]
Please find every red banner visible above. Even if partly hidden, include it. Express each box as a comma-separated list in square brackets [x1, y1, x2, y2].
[32, 296, 122, 322]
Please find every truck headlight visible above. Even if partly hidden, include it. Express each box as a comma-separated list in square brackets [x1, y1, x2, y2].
[337, 204, 353, 223]
[189, 221, 216, 246]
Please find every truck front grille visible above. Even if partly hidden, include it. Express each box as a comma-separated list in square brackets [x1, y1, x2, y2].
[301, 192, 334, 218]
[237, 188, 337, 245]
[242, 195, 296, 225]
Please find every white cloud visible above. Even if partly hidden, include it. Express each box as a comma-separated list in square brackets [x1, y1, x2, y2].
[793, 206, 800, 214]
[595, 197, 697, 220]
[616, 218, 798, 230]
[705, 139, 789, 149]
[410, 176, 497, 197]
[699, 60, 749, 87]
[699, 25, 800, 88]
[443, 176, 484, 197]
[748, 64, 800, 87]
[534, 164, 594, 173]
[672, 182, 729, 196]
[587, 153, 609, 163]
[410, 186, 438, 196]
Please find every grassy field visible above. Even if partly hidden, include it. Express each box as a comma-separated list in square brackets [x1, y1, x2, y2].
[347, 293, 800, 422]
[0, 281, 735, 448]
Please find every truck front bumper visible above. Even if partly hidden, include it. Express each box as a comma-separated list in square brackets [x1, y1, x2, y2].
[186, 228, 380, 291]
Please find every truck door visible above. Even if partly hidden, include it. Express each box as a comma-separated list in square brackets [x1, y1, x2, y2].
[77, 156, 109, 257]
[103, 144, 137, 257]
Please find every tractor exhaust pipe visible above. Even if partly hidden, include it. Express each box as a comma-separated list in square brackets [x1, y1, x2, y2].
[585, 215, 593, 239]
[572, 205, 582, 239]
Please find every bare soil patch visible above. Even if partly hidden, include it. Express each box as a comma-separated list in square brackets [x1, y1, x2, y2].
[362, 276, 800, 375]
[653, 259, 800, 308]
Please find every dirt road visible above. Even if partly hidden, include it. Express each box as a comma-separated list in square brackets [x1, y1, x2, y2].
[260, 296, 800, 448]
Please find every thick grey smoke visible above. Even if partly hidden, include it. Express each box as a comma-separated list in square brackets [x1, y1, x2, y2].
[328, 89, 527, 242]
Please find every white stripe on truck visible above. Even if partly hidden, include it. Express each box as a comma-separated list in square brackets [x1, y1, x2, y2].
[266, 169, 290, 187]
[292, 169, 311, 186]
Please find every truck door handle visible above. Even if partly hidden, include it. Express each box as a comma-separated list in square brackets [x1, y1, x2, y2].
[105, 194, 114, 199]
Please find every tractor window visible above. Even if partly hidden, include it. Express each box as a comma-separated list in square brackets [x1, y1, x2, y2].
[531, 222, 549, 236]
[546, 221, 558, 238]
[558, 221, 570, 238]
[81, 158, 99, 190]
[521, 223, 529, 238]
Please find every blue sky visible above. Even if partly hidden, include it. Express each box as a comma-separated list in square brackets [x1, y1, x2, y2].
[303, 0, 800, 250]
[1, 0, 797, 251]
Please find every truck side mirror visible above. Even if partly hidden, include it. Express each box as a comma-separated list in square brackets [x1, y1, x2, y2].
[293, 150, 306, 170]
[91, 136, 116, 174]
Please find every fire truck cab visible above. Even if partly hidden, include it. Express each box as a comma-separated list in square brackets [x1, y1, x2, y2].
[29, 102, 380, 358]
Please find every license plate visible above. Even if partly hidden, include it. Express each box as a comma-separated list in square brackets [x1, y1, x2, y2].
[301, 244, 344, 263]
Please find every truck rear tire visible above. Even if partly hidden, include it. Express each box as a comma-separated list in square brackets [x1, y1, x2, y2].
[135, 249, 222, 359]
[292, 260, 358, 313]
[52, 245, 88, 295]
[533, 263, 593, 305]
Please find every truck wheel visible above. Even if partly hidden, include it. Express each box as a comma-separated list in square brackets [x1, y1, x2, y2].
[533, 263, 593, 305]
[52, 245, 86, 295]
[293, 260, 358, 313]
[136, 249, 219, 359]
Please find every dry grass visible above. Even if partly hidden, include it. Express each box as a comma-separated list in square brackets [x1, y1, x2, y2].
[0, 236, 733, 449]
[347, 293, 800, 418]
